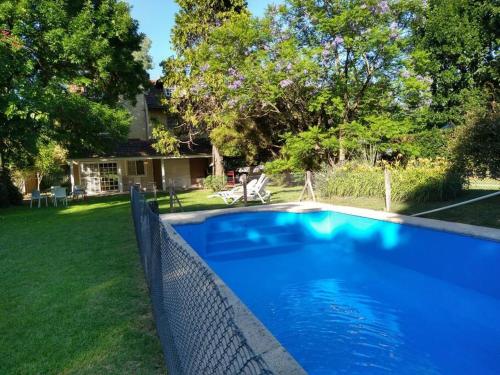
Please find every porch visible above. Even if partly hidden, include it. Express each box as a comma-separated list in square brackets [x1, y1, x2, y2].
[69, 156, 210, 195]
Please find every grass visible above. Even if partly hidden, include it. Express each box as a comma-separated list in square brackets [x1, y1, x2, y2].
[0, 195, 165, 375]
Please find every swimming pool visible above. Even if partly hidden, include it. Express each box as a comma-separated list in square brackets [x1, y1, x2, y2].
[172, 209, 500, 375]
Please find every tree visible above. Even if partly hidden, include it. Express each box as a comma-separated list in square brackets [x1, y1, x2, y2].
[133, 36, 154, 72]
[0, 0, 148, 171]
[34, 141, 68, 190]
[265, 127, 339, 172]
[283, 0, 426, 160]
[172, 0, 247, 53]
[415, 0, 499, 127]
[160, 0, 248, 176]
[450, 104, 500, 179]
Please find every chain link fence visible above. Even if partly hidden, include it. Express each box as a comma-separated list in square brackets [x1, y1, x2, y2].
[130, 187, 277, 375]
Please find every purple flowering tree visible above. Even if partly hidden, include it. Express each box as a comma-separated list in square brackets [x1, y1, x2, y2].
[283, 0, 426, 161]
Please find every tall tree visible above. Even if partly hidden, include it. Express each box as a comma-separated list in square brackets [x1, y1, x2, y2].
[172, 0, 247, 53]
[134, 36, 154, 72]
[415, 0, 499, 126]
[161, 0, 248, 175]
[283, 0, 425, 160]
[0, 0, 148, 170]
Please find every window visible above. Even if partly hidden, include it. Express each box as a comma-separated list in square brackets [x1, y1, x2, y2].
[127, 160, 146, 176]
[81, 162, 119, 193]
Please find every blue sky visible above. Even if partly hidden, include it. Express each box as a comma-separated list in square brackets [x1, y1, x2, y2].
[126, 0, 281, 79]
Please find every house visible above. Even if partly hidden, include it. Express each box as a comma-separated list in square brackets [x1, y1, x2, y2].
[68, 81, 212, 195]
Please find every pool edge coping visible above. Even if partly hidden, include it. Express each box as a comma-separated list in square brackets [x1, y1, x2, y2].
[161, 201, 500, 242]
[162, 221, 308, 375]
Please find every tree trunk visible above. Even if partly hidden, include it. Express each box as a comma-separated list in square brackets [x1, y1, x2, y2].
[36, 172, 42, 191]
[212, 145, 224, 177]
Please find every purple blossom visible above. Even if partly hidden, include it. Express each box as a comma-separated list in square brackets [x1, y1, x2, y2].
[389, 22, 399, 39]
[227, 98, 238, 108]
[279, 79, 293, 88]
[333, 35, 344, 46]
[378, 1, 390, 14]
[286, 62, 293, 72]
[228, 79, 243, 90]
[200, 63, 210, 72]
[190, 80, 207, 93]
[401, 70, 411, 79]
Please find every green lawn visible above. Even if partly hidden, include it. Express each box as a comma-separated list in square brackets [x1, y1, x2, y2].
[1, 183, 497, 374]
[0, 196, 165, 375]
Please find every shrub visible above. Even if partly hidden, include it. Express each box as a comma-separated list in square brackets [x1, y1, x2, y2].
[0, 170, 23, 208]
[202, 175, 227, 192]
[316, 159, 465, 203]
[267, 171, 305, 187]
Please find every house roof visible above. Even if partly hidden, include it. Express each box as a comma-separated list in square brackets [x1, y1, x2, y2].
[70, 139, 212, 161]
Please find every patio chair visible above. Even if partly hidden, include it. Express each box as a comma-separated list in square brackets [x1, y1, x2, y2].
[209, 174, 271, 205]
[53, 187, 68, 207]
[30, 190, 48, 208]
[72, 185, 87, 200]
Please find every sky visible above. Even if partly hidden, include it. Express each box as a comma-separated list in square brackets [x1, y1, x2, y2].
[126, 0, 281, 79]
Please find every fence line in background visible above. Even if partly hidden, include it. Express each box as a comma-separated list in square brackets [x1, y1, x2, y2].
[411, 191, 500, 217]
[130, 187, 274, 375]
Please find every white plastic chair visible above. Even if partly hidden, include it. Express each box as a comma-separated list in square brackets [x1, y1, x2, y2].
[53, 187, 68, 207]
[30, 190, 48, 208]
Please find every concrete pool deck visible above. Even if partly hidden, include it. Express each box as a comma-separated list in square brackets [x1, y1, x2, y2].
[161, 201, 500, 242]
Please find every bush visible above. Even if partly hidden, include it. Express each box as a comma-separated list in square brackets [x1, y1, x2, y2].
[449, 109, 500, 179]
[202, 175, 227, 192]
[0, 170, 23, 208]
[267, 171, 305, 187]
[316, 159, 465, 203]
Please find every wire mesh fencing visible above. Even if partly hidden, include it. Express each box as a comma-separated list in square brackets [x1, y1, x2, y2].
[130, 187, 275, 375]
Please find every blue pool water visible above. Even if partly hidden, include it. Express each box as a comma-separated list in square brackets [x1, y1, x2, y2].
[174, 211, 500, 375]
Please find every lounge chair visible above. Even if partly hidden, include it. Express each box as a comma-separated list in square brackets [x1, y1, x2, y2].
[208, 175, 262, 203]
[30, 190, 48, 208]
[209, 174, 271, 205]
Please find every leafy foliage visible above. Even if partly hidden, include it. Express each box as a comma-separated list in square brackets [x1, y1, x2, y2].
[266, 127, 339, 172]
[34, 141, 68, 190]
[157, 0, 498, 192]
[450, 107, 500, 179]
[0, 169, 23, 207]
[0, 0, 148, 169]
[414, 0, 499, 127]
[202, 175, 227, 192]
